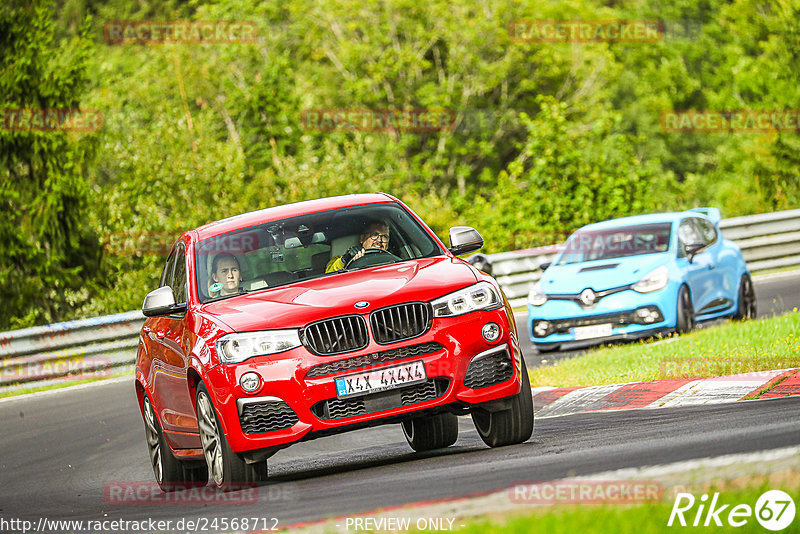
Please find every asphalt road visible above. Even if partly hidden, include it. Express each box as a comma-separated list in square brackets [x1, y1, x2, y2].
[1, 380, 798, 529]
[517, 271, 800, 368]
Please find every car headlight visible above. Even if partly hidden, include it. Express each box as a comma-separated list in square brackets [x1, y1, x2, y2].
[527, 282, 547, 306]
[632, 265, 669, 293]
[215, 330, 301, 364]
[431, 281, 502, 318]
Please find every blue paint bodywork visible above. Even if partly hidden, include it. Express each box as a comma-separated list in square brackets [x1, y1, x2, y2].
[527, 209, 750, 349]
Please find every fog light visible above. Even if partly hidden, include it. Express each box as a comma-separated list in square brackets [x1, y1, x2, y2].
[635, 307, 662, 324]
[482, 322, 501, 342]
[534, 320, 551, 338]
[240, 372, 261, 392]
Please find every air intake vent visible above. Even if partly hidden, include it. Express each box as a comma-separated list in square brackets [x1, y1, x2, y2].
[302, 315, 369, 355]
[464, 347, 514, 389]
[239, 400, 298, 434]
[370, 303, 430, 345]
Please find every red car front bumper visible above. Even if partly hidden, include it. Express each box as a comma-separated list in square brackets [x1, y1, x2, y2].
[204, 308, 523, 454]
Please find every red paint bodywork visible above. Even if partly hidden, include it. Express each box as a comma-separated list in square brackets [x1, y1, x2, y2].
[135, 194, 523, 459]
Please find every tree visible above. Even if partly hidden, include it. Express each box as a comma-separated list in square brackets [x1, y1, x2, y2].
[0, 0, 100, 328]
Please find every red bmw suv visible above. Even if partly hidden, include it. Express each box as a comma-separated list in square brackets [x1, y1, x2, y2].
[136, 193, 533, 491]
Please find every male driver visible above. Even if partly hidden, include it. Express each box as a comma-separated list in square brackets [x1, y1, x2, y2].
[210, 254, 242, 297]
[325, 221, 390, 273]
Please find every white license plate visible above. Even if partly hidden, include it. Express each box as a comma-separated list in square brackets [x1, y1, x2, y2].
[334, 361, 427, 398]
[571, 323, 613, 340]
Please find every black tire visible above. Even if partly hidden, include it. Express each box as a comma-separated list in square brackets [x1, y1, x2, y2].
[733, 274, 757, 320]
[196, 383, 267, 491]
[675, 285, 694, 334]
[471, 353, 534, 448]
[402, 412, 459, 452]
[534, 343, 561, 353]
[142, 394, 208, 492]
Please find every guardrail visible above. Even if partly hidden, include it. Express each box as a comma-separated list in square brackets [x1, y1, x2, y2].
[490, 208, 800, 308]
[0, 311, 144, 393]
[0, 209, 797, 393]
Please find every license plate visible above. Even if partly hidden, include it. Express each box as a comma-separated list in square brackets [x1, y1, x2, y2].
[334, 361, 426, 398]
[571, 324, 613, 340]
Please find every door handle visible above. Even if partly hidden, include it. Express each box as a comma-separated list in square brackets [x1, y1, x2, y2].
[708, 263, 715, 270]
[142, 326, 152, 333]
[156, 331, 166, 339]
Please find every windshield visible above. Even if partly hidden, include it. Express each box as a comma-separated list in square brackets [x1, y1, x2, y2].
[555, 222, 672, 265]
[195, 203, 444, 303]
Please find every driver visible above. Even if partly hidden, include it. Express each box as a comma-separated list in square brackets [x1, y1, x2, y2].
[325, 220, 390, 273]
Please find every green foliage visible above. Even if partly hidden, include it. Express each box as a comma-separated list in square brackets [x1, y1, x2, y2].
[0, 0, 99, 328]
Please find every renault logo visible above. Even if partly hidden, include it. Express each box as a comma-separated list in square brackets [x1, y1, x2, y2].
[354, 301, 370, 309]
[579, 288, 597, 307]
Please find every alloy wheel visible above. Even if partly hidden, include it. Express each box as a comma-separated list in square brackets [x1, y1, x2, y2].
[196, 391, 224, 486]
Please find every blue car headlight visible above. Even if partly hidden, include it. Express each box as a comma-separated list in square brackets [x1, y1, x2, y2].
[527, 282, 547, 306]
[632, 265, 669, 293]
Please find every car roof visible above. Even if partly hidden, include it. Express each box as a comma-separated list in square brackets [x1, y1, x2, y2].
[192, 193, 397, 241]
[577, 210, 711, 232]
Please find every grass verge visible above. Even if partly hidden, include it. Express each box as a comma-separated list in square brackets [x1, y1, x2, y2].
[451, 477, 799, 534]
[0, 369, 131, 399]
[529, 310, 800, 388]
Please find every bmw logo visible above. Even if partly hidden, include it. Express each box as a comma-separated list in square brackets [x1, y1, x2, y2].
[354, 301, 370, 309]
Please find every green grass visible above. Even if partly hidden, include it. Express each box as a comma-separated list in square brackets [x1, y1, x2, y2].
[529, 310, 800, 388]
[449, 480, 800, 534]
[0, 369, 130, 399]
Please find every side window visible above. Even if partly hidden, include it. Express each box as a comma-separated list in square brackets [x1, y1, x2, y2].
[160, 248, 177, 288]
[172, 245, 187, 305]
[677, 219, 702, 257]
[696, 218, 718, 246]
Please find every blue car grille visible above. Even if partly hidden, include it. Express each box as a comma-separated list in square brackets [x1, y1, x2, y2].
[532, 307, 664, 338]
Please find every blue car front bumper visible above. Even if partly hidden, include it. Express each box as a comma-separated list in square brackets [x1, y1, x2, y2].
[528, 284, 680, 347]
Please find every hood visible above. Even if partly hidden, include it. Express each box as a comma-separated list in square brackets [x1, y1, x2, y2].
[541, 253, 669, 294]
[198, 257, 477, 332]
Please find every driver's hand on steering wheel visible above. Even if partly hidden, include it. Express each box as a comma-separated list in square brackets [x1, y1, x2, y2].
[341, 245, 365, 265]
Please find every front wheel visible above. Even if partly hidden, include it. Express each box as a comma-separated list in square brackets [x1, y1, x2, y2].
[471, 353, 534, 447]
[402, 412, 459, 452]
[196, 383, 267, 491]
[675, 285, 694, 334]
[733, 274, 757, 320]
[143, 393, 208, 492]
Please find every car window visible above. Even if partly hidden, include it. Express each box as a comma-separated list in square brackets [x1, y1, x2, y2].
[678, 218, 704, 246]
[555, 223, 671, 265]
[195, 203, 444, 303]
[695, 218, 718, 246]
[160, 246, 178, 288]
[171, 244, 187, 306]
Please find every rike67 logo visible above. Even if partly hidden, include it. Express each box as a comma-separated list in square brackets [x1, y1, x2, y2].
[668, 490, 796, 531]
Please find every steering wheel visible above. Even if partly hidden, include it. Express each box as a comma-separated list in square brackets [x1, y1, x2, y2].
[344, 248, 401, 269]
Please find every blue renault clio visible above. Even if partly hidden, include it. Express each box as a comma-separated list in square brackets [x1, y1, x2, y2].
[527, 208, 756, 352]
